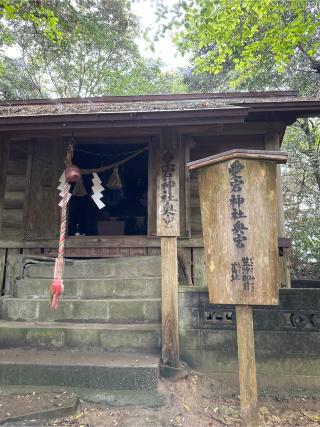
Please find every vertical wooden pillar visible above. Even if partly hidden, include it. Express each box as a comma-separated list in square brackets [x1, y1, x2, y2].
[4, 248, 20, 295]
[236, 305, 258, 426]
[161, 237, 179, 366]
[157, 128, 180, 366]
[0, 140, 9, 237]
[265, 132, 291, 288]
[0, 248, 7, 293]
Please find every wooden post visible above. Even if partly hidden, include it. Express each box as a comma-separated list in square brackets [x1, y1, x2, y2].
[161, 237, 179, 366]
[0, 140, 9, 237]
[0, 248, 6, 293]
[4, 248, 20, 295]
[188, 149, 288, 426]
[265, 133, 291, 288]
[157, 127, 180, 366]
[236, 305, 258, 426]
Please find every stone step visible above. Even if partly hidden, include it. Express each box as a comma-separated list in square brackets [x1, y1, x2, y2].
[25, 256, 161, 279]
[0, 321, 161, 352]
[0, 298, 161, 323]
[0, 348, 159, 390]
[14, 277, 161, 299]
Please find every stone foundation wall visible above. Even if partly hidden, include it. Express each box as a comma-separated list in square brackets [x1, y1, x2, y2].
[179, 287, 320, 390]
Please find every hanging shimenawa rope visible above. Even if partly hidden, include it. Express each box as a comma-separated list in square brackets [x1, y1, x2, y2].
[73, 145, 148, 198]
[79, 145, 148, 175]
[50, 144, 74, 310]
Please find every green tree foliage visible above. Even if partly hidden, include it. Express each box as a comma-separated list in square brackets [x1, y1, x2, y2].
[0, 0, 61, 74]
[174, 0, 320, 86]
[0, 0, 61, 44]
[0, 0, 186, 98]
[282, 121, 320, 278]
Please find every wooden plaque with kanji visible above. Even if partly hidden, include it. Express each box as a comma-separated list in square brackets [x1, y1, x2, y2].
[188, 149, 288, 306]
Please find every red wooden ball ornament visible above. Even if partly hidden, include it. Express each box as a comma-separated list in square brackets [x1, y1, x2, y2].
[65, 165, 81, 183]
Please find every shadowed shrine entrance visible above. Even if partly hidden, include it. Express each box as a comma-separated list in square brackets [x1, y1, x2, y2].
[68, 142, 148, 237]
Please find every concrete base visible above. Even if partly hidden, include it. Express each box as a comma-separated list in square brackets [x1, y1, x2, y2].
[0, 349, 160, 391]
[0, 395, 79, 425]
[0, 385, 166, 408]
[0, 321, 161, 352]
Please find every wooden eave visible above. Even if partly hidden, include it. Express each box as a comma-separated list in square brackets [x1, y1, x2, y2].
[0, 91, 320, 134]
[0, 106, 249, 132]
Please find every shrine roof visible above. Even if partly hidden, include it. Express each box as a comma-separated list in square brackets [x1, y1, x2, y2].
[0, 91, 319, 130]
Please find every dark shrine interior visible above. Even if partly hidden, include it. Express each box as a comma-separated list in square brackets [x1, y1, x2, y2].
[68, 142, 148, 236]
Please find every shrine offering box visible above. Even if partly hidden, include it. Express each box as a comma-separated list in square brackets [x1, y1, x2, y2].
[97, 219, 125, 235]
[188, 149, 288, 306]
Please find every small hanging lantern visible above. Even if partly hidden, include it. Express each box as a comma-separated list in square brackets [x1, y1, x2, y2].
[65, 164, 81, 183]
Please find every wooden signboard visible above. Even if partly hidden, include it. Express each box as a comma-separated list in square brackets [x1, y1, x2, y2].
[188, 149, 288, 426]
[157, 129, 180, 237]
[188, 149, 288, 306]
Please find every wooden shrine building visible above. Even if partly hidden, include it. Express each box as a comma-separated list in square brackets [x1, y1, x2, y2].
[0, 91, 320, 367]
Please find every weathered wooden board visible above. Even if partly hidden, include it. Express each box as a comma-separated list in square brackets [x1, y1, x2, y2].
[0, 236, 204, 249]
[161, 236, 179, 366]
[2, 209, 23, 227]
[157, 128, 180, 237]
[0, 141, 9, 236]
[179, 136, 191, 238]
[7, 159, 27, 175]
[147, 138, 159, 236]
[3, 248, 20, 295]
[0, 248, 6, 292]
[265, 132, 291, 289]
[4, 174, 26, 192]
[193, 247, 207, 286]
[25, 139, 67, 240]
[3, 191, 25, 209]
[196, 153, 284, 305]
[189, 138, 267, 237]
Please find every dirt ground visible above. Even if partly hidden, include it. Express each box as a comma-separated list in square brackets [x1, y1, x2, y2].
[2, 372, 320, 426]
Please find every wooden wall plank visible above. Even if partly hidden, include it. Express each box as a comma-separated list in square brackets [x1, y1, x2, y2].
[3, 248, 20, 295]
[179, 136, 191, 238]
[25, 138, 67, 240]
[0, 248, 6, 293]
[0, 140, 9, 237]
[4, 175, 26, 192]
[2, 209, 23, 227]
[7, 159, 27, 175]
[177, 247, 193, 285]
[193, 247, 207, 287]
[3, 191, 25, 209]
[265, 132, 291, 289]
[147, 138, 160, 236]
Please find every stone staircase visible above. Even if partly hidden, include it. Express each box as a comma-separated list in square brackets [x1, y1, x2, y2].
[0, 256, 162, 400]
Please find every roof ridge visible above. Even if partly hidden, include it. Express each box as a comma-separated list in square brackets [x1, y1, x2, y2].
[0, 91, 298, 107]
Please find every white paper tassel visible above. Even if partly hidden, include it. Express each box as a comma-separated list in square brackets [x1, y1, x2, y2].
[57, 172, 71, 207]
[91, 173, 105, 209]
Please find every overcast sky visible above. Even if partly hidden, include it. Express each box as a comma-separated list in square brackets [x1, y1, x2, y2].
[131, 0, 189, 70]
[6, 1, 189, 70]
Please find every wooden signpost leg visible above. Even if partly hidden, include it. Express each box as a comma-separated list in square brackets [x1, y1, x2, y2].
[161, 236, 179, 367]
[236, 305, 259, 426]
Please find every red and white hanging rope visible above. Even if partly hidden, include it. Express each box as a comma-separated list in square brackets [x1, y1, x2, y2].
[50, 178, 69, 309]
